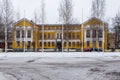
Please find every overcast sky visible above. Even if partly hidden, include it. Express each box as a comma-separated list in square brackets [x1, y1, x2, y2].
[12, 0, 120, 24]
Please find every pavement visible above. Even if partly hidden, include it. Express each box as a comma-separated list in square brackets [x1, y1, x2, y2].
[0, 55, 120, 80]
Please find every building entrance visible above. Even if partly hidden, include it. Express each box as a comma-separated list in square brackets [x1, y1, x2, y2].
[57, 41, 62, 51]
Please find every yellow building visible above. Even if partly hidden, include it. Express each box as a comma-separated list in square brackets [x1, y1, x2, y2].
[12, 17, 108, 51]
[82, 17, 108, 50]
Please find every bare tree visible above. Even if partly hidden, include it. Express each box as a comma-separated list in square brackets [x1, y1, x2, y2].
[91, 0, 106, 19]
[59, 0, 73, 52]
[113, 12, 120, 49]
[1, 0, 14, 52]
[0, 1, 3, 32]
[16, 8, 21, 21]
[33, 10, 41, 24]
[0, 1, 4, 48]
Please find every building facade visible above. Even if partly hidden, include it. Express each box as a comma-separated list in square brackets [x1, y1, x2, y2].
[12, 17, 108, 51]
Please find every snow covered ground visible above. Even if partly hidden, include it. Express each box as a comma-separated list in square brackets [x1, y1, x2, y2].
[0, 52, 120, 80]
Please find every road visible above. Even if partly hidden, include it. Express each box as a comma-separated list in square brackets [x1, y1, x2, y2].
[0, 57, 120, 80]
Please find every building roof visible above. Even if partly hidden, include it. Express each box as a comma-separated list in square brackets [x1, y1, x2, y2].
[82, 17, 108, 25]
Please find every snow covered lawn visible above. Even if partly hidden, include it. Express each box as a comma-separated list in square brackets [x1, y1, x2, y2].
[0, 52, 120, 58]
[0, 52, 119, 80]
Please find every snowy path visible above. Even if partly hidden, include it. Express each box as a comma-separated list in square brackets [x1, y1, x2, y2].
[0, 53, 120, 80]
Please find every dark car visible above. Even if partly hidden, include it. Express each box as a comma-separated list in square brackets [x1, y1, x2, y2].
[91, 48, 102, 52]
[84, 48, 91, 52]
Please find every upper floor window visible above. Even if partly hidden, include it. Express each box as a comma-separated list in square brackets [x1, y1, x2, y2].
[27, 30, 31, 38]
[86, 30, 90, 38]
[39, 34, 42, 40]
[98, 30, 103, 38]
[73, 34, 75, 39]
[99, 41, 102, 47]
[16, 41, 20, 46]
[22, 30, 25, 38]
[77, 34, 80, 39]
[69, 33, 71, 39]
[44, 34, 47, 39]
[52, 34, 54, 39]
[92, 30, 96, 38]
[48, 33, 50, 39]
[16, 30, 20, 38]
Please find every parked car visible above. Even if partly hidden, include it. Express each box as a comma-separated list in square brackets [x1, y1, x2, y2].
[91, 48, 102, 52]
[84, 48, 91, 52]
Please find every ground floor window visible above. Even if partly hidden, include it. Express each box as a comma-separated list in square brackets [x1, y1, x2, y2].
[64, 42, 66, 47]
[0, 43, 5, 48]
[87, 41, 90, 47]
[77, 42, 80, 47]
[48, 42, 50, 47]
[73, 42, 75, 47]
[52, 42, 54, 47]
[69, 42, 71, 47]
[99, 41, 102, 47]
[27, 41, 31, 48]
[44, 42, 47, 47]
[40, 42, 42, 47]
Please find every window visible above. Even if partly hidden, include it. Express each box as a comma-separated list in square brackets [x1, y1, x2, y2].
[77, 34, 80, 39]
[16, 30, 20, 38]
[77, 42, 80, 47]
[69, 33, 71, 39]
[48, 33, 50, 39]
[64, 33, 67, 39]
[52, 34, 54, 39]
[69, 42, 71, 47]
[48, 27, 50, 30]
[28, 41, 31, 48]
[45, 27, 48, 30]
[92, 30, 96, 38]
[22, 30, 24, 38]
[64, 42, 66, 47]
[44, 42, 47, 47]
[99, 41, 102, 47]
[60, 33, 62, 39]
[73, 34, 75, 39]
[73, 42, 75, 47]
[27, 30, 31, 38]
[71, 34, 73, 39]
[57, 33, 60, 39]
[40, 42, 42, 47]
[39, 34, 42, 40]
[44, 34, 47, 39]
[16, 41, 20, 46]
[48, 42, 50, 47]
[52, 42, 54, 47]
[98, 30, 103, 38]
[87, 41, 90, 47]
[86, 30, 90, 38]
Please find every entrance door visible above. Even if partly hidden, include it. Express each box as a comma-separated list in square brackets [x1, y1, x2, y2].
[57, 41, 62, 51]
